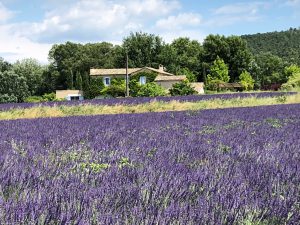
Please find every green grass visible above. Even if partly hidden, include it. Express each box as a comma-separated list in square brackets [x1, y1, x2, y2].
[0, 93, 299, 120]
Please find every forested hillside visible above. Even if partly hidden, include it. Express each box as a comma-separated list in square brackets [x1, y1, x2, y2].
[241, 28, 300, 64]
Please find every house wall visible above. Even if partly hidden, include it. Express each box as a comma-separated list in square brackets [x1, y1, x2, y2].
[155, 80, 181, 90]
[190, 82, 205, 94]
[56, 90, 84, 100]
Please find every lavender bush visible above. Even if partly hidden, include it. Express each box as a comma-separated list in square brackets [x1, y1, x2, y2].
[0, 92, 296, 111]
[0, 104, 299, 224]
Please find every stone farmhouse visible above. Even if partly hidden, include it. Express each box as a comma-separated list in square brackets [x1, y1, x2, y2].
[90, 65, 204, 94]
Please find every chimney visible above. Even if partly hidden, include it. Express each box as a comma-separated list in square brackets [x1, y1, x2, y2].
[159, 64, 164, 72]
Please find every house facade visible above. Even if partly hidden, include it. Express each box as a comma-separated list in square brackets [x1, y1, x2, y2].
[90, 65, 186, 90]
[56, 90, 84, 101]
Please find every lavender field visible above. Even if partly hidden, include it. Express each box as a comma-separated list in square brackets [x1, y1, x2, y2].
[0, 104, 300, 224]
[0, 92, 296, 111]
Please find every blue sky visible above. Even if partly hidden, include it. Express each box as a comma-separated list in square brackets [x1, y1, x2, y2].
[0, 0, 300, 63]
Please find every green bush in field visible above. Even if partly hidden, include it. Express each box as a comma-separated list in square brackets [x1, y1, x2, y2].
[136, 83, 166, 97]
[130, 71, 157, 97]
[169, 80, 197, 96]
[101, 78, 126, 97]
[239, 71, 255, 91]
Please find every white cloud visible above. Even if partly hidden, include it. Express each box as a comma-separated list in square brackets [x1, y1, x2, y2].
[155, 13, 201, 30]
[15, 0, 181, 43]
[158, 29, 206, 44]
[0, 25, 52, 63]
[0, 2, 14, 23]
[0, 0, 182, 62]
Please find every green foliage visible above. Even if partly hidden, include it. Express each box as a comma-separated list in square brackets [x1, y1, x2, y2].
[74, 72, 83, 90]
[118, 157, 133, 169]
[25, 96, 45, 103]
[136, 83, 166, 97]
[66, 70, 74, 90]
[0, 57, 12, 72]
[13, 58, 45, 96]
[239, 71, 255, 91]
[159, 38, 203, 80]
[242, 27, 300, 65]
[202, 35, 252, 81]
[207, 57, 230, 88]
[0, 71, 29, 103]
[123, 32, 163, 68]
[42, 93, 56, 101]
[101, 78, 126, 97]
[0, 94, 18, 103]
[178, 68, 197, 82]
[253, 52, 286, 88]
[169, 80, 197, 96]
[87, 77, 105, 99]
[129, 71, 157, 97]
[283, 64, 300, 81]
[25, 93, 56, 103]
[281, 72, 300, 91]
[79, 162, 110, 173]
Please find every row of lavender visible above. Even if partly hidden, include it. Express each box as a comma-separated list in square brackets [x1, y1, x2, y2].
[0, 104, 300, 224]
[0, 91, 296, 111]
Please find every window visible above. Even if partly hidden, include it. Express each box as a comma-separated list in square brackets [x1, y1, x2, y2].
[104, 77, 111, 86]
[139, 76, 146, 85]
[70, 96, 80, 101]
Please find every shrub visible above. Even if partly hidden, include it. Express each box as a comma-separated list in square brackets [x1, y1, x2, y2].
[130, 71, 157, 97]
[42, 93, 56, 101]
[169, 80, 197, 96]
[0, 94, 18, 103]
[25, 96, 45, 103]
[281, 72, 300, 91]
[101, 79, 126, 98]
[239, 71, 254, 91]
[136, 83, 166, 97]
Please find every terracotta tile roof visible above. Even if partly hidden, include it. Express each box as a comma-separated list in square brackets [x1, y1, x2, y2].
[154, 75, 186, 81]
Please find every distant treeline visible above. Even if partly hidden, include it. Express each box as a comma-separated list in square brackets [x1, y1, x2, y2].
[1, 28, 300, 103]
[241, 27, 300, 65]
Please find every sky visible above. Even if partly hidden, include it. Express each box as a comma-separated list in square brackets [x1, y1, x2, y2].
[0, 0, 300, 63]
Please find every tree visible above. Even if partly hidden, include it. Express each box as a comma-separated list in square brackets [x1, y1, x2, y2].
[13, 58, 44, 95]
[122, 32, 163, 68]
[207, 57, 230, 83]
[75, 72, 83, 90]
[0, 57, 12, 72]
[254, 52, 286, 88]
[169, 80, 197, 96]
[48, 42, 116, 90]
[239, 71, 254, 91]
[202, 35, 252, 81]
[178, 68, 197, 82]
[66, 70, 74, 89]
[87, 77, 104, 99]
[159, 38, 203, 80]
[0, 71, 29, 102]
